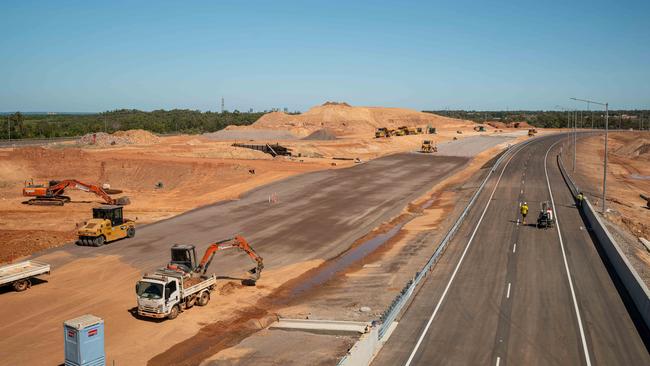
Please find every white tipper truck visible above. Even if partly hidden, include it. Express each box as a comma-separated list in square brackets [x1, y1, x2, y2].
[136, 268, 215, 320]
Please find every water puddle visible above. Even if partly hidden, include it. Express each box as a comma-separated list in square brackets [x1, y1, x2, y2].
[290, 222, 407, 297]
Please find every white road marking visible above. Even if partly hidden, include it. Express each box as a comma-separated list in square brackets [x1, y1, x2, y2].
[496, 356, 501, 366]
[544, 140, 592, 366]
[513, 243, 517, 253]
[520, 189, 523, 194]
[403, 143, 527, 366]
[506, 282, 511, 298]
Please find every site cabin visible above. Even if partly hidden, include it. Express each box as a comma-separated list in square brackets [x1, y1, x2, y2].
[77, 205, 135, 246]
[0, 260, 50, 292]
[136, 269, 216, 320]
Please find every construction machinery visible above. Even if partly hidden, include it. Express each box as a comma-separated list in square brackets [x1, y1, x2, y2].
[416, 127, 423, 134]
[375, 127, 390, 138]
[420, 140, 438, 153]
[136, 235, 263, 320]
[77, 205, 136, 246]
[474, 125, 486, 132]
[528, 128, 537, 137]
[22, 179, 129, 206]
[427, 126, 437, 134]
[0, 260, 50, 292]
[537, 201, 555, 229]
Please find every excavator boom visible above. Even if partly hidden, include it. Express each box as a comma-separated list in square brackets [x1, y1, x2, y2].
[197, 235, 264, 283]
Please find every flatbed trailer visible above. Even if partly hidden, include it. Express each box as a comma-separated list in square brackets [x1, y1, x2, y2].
[0, 260, 50, 292]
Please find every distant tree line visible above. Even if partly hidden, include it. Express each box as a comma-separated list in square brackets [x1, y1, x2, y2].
[423, 110, 650, 130]
[0, 109, 265, 140]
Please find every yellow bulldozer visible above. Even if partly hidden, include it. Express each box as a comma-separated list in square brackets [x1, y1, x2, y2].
[421, 140, 438, 153]
[77, 205, 136, 246]
[375, 127, 390, 138]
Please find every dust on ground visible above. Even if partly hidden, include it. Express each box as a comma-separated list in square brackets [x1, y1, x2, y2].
[571, 131, 650, 286]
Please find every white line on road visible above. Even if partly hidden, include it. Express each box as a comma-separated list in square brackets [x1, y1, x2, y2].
[496, 356, 501, 366]
[506, 282, 511, 298]
[513, 243, 517, 253]
[403, 143, 526, 366]
[544, 140, 592, 366]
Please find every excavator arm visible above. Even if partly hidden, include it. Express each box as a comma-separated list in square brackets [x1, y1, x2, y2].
[49, 180, 116, 204]
[196, 235, 264, 282]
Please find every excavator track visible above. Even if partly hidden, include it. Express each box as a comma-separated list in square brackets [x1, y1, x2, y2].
[25, 195, 71, 206]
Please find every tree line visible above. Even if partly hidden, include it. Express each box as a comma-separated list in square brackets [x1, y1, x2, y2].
[424, 110, 650, 130]
[0, 109, 265, 140]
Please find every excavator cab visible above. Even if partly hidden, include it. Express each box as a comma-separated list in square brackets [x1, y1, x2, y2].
[92, 205, 124, 226]
[170, 244, 198, 273]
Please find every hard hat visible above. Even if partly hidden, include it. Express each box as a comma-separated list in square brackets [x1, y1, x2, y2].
[523, 202, 527, 205]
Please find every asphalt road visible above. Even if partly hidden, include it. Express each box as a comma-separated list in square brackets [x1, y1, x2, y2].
[372, 134, 649, 366]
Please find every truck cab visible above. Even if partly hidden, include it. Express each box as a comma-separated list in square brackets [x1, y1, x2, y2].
[136, 271, 182, 319]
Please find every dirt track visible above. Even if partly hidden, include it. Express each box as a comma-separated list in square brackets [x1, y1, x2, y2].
[0, 153, 469, 365]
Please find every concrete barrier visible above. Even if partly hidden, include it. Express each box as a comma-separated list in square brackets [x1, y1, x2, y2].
[582, 199, 650, 327]
[557, 155, 650, 328]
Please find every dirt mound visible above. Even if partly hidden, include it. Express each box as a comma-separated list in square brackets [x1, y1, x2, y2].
[78, 129, 160, 146]
[302, 128, 338, 140]
[249, 102, 474, 137]
[488, 121, 507, 129]
[615, 138, 650, 159]
[508, 121, 533, 128]
[203, 128, 298, 141]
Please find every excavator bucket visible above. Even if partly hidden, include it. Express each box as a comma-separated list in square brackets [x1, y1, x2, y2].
[116, 196, 131, 205]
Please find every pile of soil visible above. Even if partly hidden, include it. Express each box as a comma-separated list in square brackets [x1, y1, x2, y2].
[244, 102, 474, 137]
[508, 121, 533, 128]
[204, 128, 298, 141]
[302, 128, 338, 141]
[487, 121, 507, 129]
[78, 129, 160, 146]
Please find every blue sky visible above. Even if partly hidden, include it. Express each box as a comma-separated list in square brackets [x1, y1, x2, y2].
[2, 0, 649, 112]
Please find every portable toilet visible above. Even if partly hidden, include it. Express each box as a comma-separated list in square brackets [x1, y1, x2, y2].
[64, 314, 105, 366]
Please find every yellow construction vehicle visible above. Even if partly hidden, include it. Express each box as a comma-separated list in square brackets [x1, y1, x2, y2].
[421, 140, 438, 153]
[416, 127, 423, 134]
[77, 205, 136, 246]
[474, 125, 486, 132]
[528, 128, 537, 137]
[395, 127, 406, 136]
[375, 127, 390, 138]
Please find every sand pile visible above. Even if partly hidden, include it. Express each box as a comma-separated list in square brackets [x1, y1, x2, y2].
[239, 102, 474, 137]
[302, 128, 338, 140]
[78, 129, 160, 146]
[204, 128, 298, 141]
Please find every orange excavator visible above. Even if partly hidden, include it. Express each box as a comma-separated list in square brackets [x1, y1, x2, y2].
[22, 179, 130, 206]
[167, 235, 264, 286]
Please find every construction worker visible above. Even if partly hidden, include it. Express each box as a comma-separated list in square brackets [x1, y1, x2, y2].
[520, 202, 529, 225]
[577, 192, 584, 207]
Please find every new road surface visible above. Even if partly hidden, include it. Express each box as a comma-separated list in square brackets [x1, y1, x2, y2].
[372, 134, 649, 365]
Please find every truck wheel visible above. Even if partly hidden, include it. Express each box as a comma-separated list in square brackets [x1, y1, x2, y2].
[127, 227, 135, 238]
[94, 236, 105, 247]
[13, 279, 30, 292]
[168, 305, 180, 320]
[197, 291, 210, 306]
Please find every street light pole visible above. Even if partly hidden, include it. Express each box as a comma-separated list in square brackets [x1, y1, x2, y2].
[603, 103, 608, 213]
[573, 110, 577, 172]
[570, 97, 609, 214]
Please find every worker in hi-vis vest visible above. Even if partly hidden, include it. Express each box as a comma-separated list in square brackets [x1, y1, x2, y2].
[577, 192, 584, 207]
[520, 202, 529, 225]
